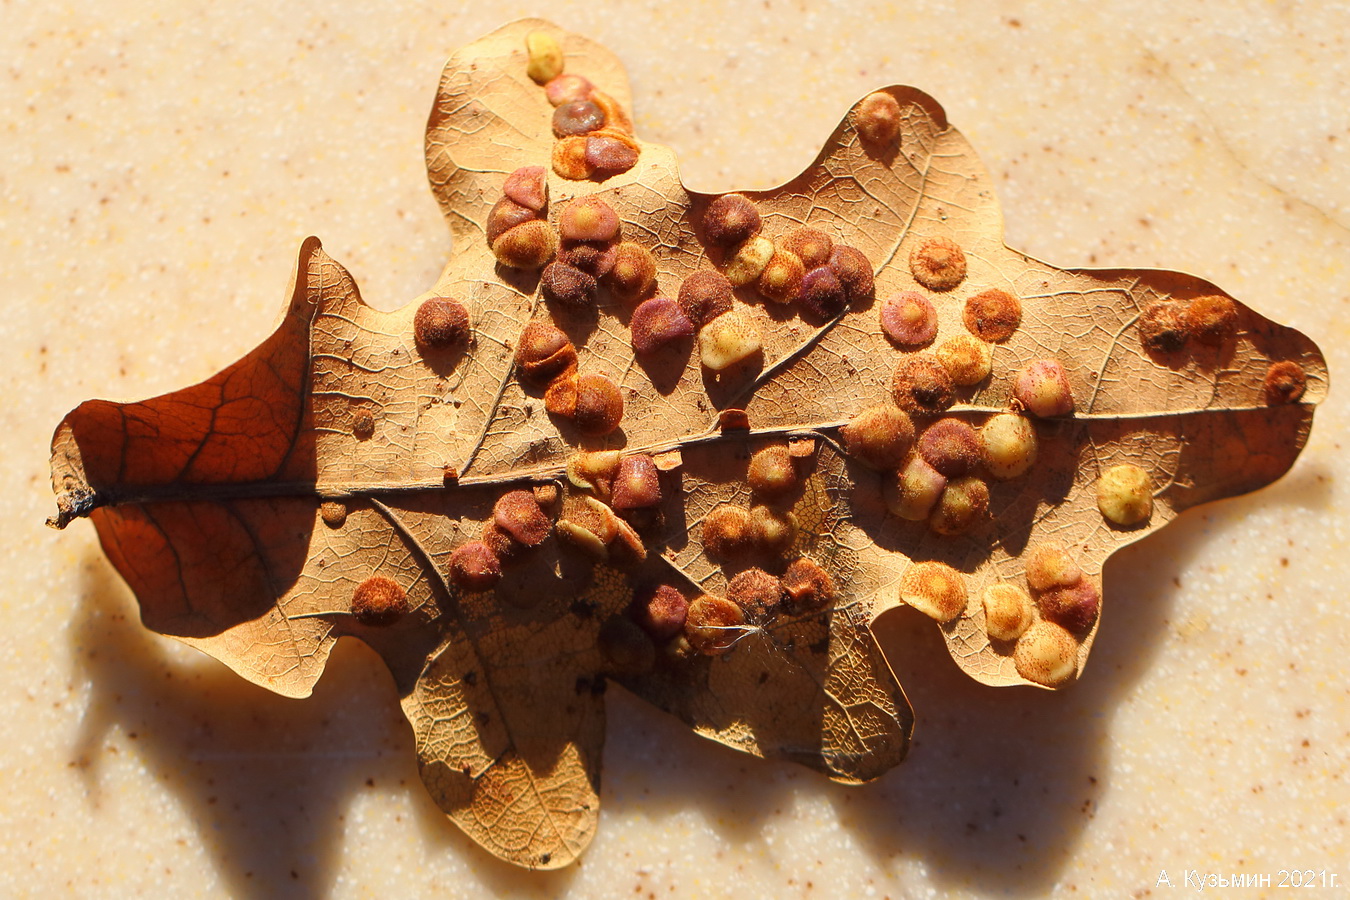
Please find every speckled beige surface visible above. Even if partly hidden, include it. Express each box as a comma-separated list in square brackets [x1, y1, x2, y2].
[4, 2, 1348, 897]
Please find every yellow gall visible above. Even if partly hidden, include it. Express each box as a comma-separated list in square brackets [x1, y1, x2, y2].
[632, 584, 689, 642]
[782, 557, 837, 612]
[909, 236, 966, 292]
[599, 617, 656, 675]
[1185, 294, 1239, 346]
[1138, 301, 1189, 355]
[1264, 360, 1307, 405]
[491, 219, 558, 269]
[1096, 463, 1153, 526]
[1012, 359, 1074, 418]
[842, 405, 916, 470]
[884, 454, 947, 521]
[493, 489, 551, 547]
[414, 297, 470, 351]
[747, 444, 799, 498]
[702, 505, 754, 560]
[698, 309, 762, 371]
[749, 504, 797, 555]
[525, 31, 564, 84]
[573, 373, 625, 436]
[900, 561, 968, 623]
[982, 583, 1033, 642]
[605, 241, 658, 303]
[351, 576, 409, 626]
[1024, 542, 1082, 593]
[727, 567, 785, 621]
[556, 496, 619, 558]
[934, 333, 992, 386]
[856, 91, 902, 146]
[880, 291, 938, 347]
[979, 413, 1038, 480]
[723, 235, 775, 287]
[891, 354, 956, 414]
[929, 475, 989, 536]
[963, 289, 1022, 343]
[781, 227, 834, 270]
[684, 594, 747, 655]
[320, 501, 347, 528]
[611, 454, 662, 510]
[756, 247, 805, 304]
[703, 193, 761, 248]
[1013, 621, 1079, 688]
[559, 196, 620, 243]
[566, 449, 622, 494]
[515, 321, 577, 386]
[918, 417, 983, 478]
[502, 165, 548, 212]
[677, 270, 734, 327]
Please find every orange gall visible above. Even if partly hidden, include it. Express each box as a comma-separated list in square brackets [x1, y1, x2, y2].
[351, 576, 409, 626]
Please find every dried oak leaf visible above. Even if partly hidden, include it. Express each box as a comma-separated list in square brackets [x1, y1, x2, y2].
[47, 19, 1326, 870]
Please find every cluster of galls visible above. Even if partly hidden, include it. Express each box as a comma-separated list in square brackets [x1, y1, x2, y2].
[526, 30, 639, 181]
[445, 485, 561, 592]
[515, 319, 624, 437]
[1137, 293, 1307, 406]
[897, 541, 1099, 688]
[556, 448, 671, 563]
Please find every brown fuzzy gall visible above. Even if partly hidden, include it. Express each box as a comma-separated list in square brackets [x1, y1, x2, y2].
[749, 504, 797, 555]
[449, 540, 503, 592]
[352, 410, 375, 440]
[544, 371, 579, 417]
[684, 594, 746, 655]
[677, 270, 734, 327]
[486, 197, 537, 245]
[1264, 360, 1307, 405]
[605, 241, 658, 302]
[630, 296, 695, 355]
[781, 227, 834, 270]
[479, 521, 520, 561]
[842, 405, 916, 470]
[891, 354, 956, 414]
[545, 73, 593, 107]
[782, 558, 837, 612]
[929, 475, 989, 536]
[598, 617, 656, 675]
[611, 454, 661, 509]
[515, 321, 577, 386]
[756, 247, 805, 304]
[727, 568, 785, 621]
[584, 129, 639, 176]
[632, 584, 689, 642]
[552, 99, 606, 137]
[541, 261, 598, 309]
[856, 91, 902, 146]
[351, 575, 409, 626]
[493, 489, 551, 547]
[573, 373, 625, 436]
[560, 240, 617, 277]
[1012, 359, 1074, 418]
[492, 219, 558, 269]
[1039, 579, 1102, 634]
[900, 561, 967, 622]
[918, 417, 983, 478]
[413, 297, 470, 350]
[702, 505, 755, 560]
[963, 289, 1022, 342]
[559, 196, 620, 243]
[827, 244, 875, 304]
[703, 193, 761, 247]
[798, 266, 847, 319]
[1138, 301, 1189, 355]
[319, 501, 348, 528]
[1185, 294, 1239, 345]
[909, 236, 966, 292]
[502, 165, 548, 212]
[747, 444, 799, 498]
[880, 291, 938, 347]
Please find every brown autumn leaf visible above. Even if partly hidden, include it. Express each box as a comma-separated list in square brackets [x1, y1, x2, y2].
[47, 18, 1326, 869]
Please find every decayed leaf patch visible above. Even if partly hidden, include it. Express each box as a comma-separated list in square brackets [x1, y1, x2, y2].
[49, 18, 1325, 868]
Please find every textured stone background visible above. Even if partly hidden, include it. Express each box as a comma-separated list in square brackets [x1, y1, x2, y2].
[3, 2, 1346, 896]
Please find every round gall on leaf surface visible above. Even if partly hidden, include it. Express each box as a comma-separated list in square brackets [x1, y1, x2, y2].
[1014, 622, 1079, 688]
[1096, 463, 1153, 525]
[900, 561, 968, 622]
